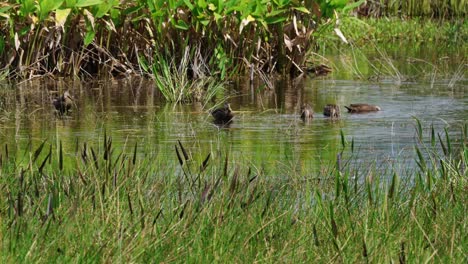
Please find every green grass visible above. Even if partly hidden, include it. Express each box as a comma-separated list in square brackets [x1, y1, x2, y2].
[0, 123, 466, 262]
[323, 16, 468, 45]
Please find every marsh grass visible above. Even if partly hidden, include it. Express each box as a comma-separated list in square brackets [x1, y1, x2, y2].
[0, 123, 466, 262]
[152, 48, 225, 103]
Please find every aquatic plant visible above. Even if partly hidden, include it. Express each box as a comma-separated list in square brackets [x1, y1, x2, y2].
[0, 0, 358, 81]
[0, 122, 466, 262]
[356, 0, 466, 18]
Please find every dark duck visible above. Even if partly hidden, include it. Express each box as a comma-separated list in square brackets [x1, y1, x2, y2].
[211, 103, 234, 124]
[300, 104, 313, 120]
[323, 104, 340, 118]
[53, 91, 73, 115]
[344, 103, 381, 113]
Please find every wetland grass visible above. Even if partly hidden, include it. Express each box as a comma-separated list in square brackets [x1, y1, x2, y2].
[0, 123, 466, 262]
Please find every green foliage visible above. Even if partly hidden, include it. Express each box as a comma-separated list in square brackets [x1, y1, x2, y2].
[0, 0, 347, 81]
[0, 123, 466, 262]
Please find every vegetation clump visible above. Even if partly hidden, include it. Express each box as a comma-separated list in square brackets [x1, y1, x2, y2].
[0, 124, 466, 262]
[0, 0, 359, 80]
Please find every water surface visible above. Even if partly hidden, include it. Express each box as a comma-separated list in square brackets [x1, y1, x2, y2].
[0, 48, 466, 176]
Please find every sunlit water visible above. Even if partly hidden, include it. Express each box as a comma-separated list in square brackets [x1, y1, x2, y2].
[0, 49, 466, 177]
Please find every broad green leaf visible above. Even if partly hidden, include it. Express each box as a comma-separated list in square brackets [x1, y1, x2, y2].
[213, 0, 224, 12]
[19, 26, 31, 36]
[84, 30, 95, 46]
[0, 35, 4, 56]
[20, 0, 36, 16]
[265, 16, 286, 24]
[95, 0, 119, 18]
[331, 0, 348, 9]
[174, 20, 189, 30]
[293, 7, 310, 14]
[342, 0, 365, 13]
[76, 0, 103, 8]
[122, 5, 142, 16]
[199, 19, 209, 26]
[0, 5, 13, 19]
[183, 0, 194, 10]
[39, 0, 64, 21]
[197, 0, 207, 9]
[137, 55, 149, 72]
[65, 0, 77, 8]
[266, 9, 286, 17]
[55, 8, 71, 28]
[213, 12, 222, 21]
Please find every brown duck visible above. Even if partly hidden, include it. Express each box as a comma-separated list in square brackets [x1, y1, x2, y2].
[345, 103, 381, 113]
[324, 104, 340, 118]
[300, 104, 313, 120]
[211, 103, 234, 124]
[53, 91, 73, 115]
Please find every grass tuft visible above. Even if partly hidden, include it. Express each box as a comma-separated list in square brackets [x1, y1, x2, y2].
[0, 122, 466, 262]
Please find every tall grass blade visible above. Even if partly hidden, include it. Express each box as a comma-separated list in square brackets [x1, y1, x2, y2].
[313, 224, 320, 247]
[16, 191, 23, 217]
[388, 172, 398, 199]
[229, 166, 239, 194]
[223, 152, 229, 178]
[46, 193, 54, 219]
[132, 142, 137, 165]
[415, 118, 423, 142]
[340, 130, 346, 150]
[81, 142, 88, 164]
[335, 169, 341, 200]
[90, 147, 99, 169]
[329, 203, 338, 238]
[33, 139, 47, 163]
[39, 148, 52, 174]
[430, 124, 436, 147]
[444, 128, 452, 155]
[362, 239, 368, 258]
[59, 140, 63, 171]
[414, 146, 426, 172]
[178, 140, 189, 161]
[438, 132, 448, 155]
[127, 193, 133, 216]
[175, 145, 184, 166]
[399, 241, 406, 264]
[200, 153, 210, 173]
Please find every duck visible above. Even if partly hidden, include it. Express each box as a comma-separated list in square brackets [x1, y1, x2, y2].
[324, 104, 340, 118]
[53, 91, 73, 115]
[211, 103, 234, 124]
[345, 103, 381, 113]
[300, 104, 314, 120]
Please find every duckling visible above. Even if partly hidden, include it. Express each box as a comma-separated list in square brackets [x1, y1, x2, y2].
[324, 104, 340, 118]
[53, 91, 73, 115]
[345, 103, 381, 113]
[300, 104, 314, 120]
[211, 103, 234, 124]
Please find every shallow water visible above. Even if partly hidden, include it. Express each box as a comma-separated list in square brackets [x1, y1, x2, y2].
[0, 49, 466, 176]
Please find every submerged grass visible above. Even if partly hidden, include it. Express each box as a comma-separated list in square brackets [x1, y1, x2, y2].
[0, 123, 466, 262]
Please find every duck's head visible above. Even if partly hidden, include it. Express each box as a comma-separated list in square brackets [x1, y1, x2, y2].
[63, 91, 73, 100]
[301, 103, 311, 110]
[224, 102, 232, 112]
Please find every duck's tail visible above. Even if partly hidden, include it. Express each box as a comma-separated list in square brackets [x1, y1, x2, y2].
[344, 106, 352, 112]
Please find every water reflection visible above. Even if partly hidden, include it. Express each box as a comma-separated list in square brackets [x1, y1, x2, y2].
[0, 67, 466, 176]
